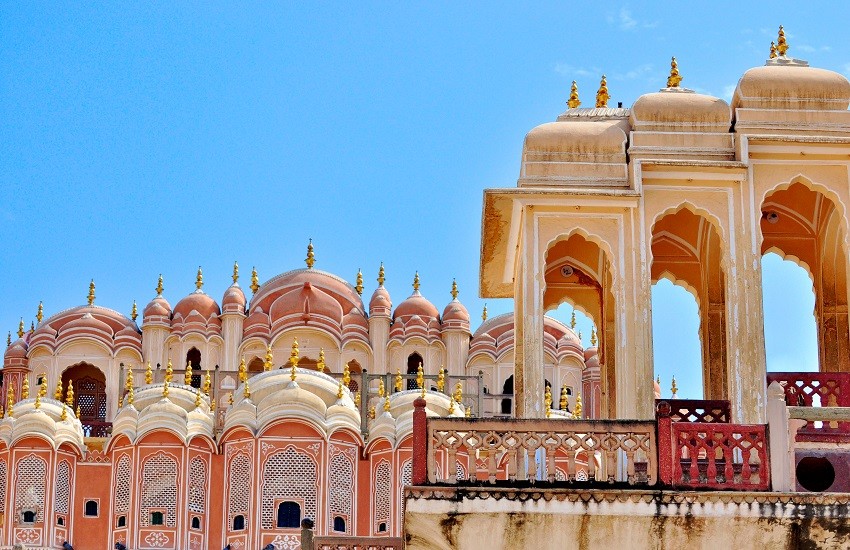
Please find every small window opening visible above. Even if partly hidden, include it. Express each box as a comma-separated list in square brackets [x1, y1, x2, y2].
[150, 511, 164, 525]
[378, 521, 387, 532]
[84, 500, 98, 517]
[232, 514, 245, 530]
[57, 516, 65, 526]
[191, 516, 201, 529]
[333, 515, 346, 532]
[117, 515, 126, 527]
[277, 501, 301, 528]
[22, 510, 36, 523]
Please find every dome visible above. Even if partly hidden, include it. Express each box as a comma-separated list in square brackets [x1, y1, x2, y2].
[369, 286, 392, 316]
[60, 313, 114, 337]
[557, 327, 582, 351]
[442, 299, 469, 323]
[4, 340, 27, 360]
[269, 282, 344, 324]
[393, 292, 439, 321]
[342, 307, 369, 330]
[173, 290, 221, 320]
[251, 268, 363, 317]
[584, 346, 598, 361]
[630, 90, 731, 132]
[222, 283, 247, 313]
[143, 295, 172, 319]
[732, 64, 850, 111]
[523, 121, 627, 158]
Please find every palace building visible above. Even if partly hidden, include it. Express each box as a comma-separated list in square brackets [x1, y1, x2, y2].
[3, 26, 850, 550]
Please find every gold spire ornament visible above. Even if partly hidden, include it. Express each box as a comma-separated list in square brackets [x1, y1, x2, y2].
[355, 269, 364, 296]
[305, 239, 315, 269]
[337, 381, 345, 399]
[570, 310, 576, 329]
[560, 385, 568, 411]
[195, 266, 204, 290]
[436, 368, 446, 393]
[65, 379, 74, 408]
[416, 363, 424, 390]
[289, 339, 299, 382]
[145, 362, 153, 385]
[250, 267, 260, 294]
[342, 362, 351, 387]
[482, 304, 488, 322]
[195, 388, 203, 408]
[574, 395, 582, 418]
[55, 379, 64, 400]
[126, 368, 135, 406]
[448, 396, 455, 415]
[567, 80, 581, 109]
[317, 348, 326, 373]
[6, 385, 14, 418]
[354, 391, 361, 407]
[21, 377, 29, 400]
[87, 280, 96, 306]
[777, 25, 789, 56]
[369, 405, 376, 419]
[378, 378, 386, 398]
[238, 357, 247, 382]
[29, 321, 34, 333]
[156, 274, 164, 296]
[450, 279, 458, 300]
[228, 392, 234, 405]
[60, 404, 67, 421]
[770, 41, 777, 59]
[34, 391, 41, 410]
[667, 57, 683, 88]
[395, 369, 403, 392]
[264, 345, 274, 371]
[162, 377, 169, 399]
[453, 381, 463, 405]
[544, 385, 552, 418]
[165, 359, 173, 384]
[412, 272, 420, 292]
[591, 328, 597, 347]
[671, 376, 678, 398]
[232, 261, 239, 284]
[595, 75, 609, 108]
[384, 395, 391, 413]
[210, 395, 216, 412]
[465, 406, 472, 418]
[75, 404, 81, 419]
[185, 361, 194, 385]
[17, 318, 24, 339]
[38, 375, 48, 399]
[6, 332, 10, 347]
[377, 263, 385, 286]
[36, 301, 43, 324]
[131, 301, 138, 322]
[203, 370, 212, 396]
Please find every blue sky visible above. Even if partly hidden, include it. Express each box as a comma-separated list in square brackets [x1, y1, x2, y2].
[1, 2, 844, 400]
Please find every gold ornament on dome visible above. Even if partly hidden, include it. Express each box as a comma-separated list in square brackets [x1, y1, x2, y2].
[17, 318, 24, 339]
[156, 274, 164, 296]
[355, 269, 364, 296]
[21, 377, 29, 400]
[317, 348, 326, 373]
[87, 280, 96, 306]
[5, 332, 10, 347]
[448, 396, 455, 415]
[6, 385, 14, 418]
[337, 381, 344, 400]
[55, 379, 64, 400]
[60, 404, 67, 421]
[145, 362, 153, 385]
[596, 75, 609, 108]
[243, 378, 251, 399]
[481, 304, 487, 322]
[378, 378, 385, 398]
[165, 359, 173, 383]
[131, 300, 137, 322]
[250, 267, 260, 294]
[450, 279, 458, 300]
[305, 239, 315, 269]
[395, 369, 403, 392]
[412, 271, 420, 292]
[232, 261, 239, 284]
[203, 370, 212, 396]
[65, 379, 74, 408]
[195, 266, 204, 290]
[36, 301, 43, 323]
[465, 406, 471, 418]
[264, 345, 274, 371]
[769, 41, 777, 59]
[777, 25, 789, 56]
[574, 395, 582, 418]
[453, 381, 463, 405]
[185, 361, 194, 385]
[369, 406, 376, 419]
[38, 375, 47, 399]
[343, 363, 351, 387]
[560, 385, 568, 411]
[436, 368, 445, 393]
[416, 363, 424, 390]
[238, 357, 247, 382]
[567, 80, 581, 109]
[354, 391, 361, 407]
[667, 57, 682, 88]
[384, 395, 391, 413]
[377, 263, 385, 286]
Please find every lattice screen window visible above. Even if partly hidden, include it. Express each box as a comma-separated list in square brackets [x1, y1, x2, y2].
[576, 469, 588, 481]
[188, 456, 206, 514]
[555, 468, 567, 481]
[0, 459, 7, 514]
[14, 454, 46, 523]
[328, 451, 353, 534]
[228, 453, 251, 525]
[54, 460, 72, 514]
[140, 452, 178, 528]
[456, 461, 465, 481]
[261, 447, 317, 530]
[374, 460, 392, 532]
[114, 454, 131, 515]
[398, 459, 413, 529]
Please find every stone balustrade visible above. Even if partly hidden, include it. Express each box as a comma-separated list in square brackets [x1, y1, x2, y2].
[312, 537, 404, 550]
[767, 372, 850, 441]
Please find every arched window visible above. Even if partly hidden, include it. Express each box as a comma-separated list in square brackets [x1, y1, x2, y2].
[191, 516, 201, 529]
[22, 510, 35, 523]
[333, 516, 346, 532]
[186, 348, 202, 388]
[347, 360, 362, 392]
[501, 376, 514, 415]
[406, 353, 423, 391]
[232, 514, 245, 531]
[151, 511, 164, 525]
[117, 515, 126, 528]
[62, 363, 108, 434]
[84, 500, 98, 517]
[277, 501, 301, 528]
[248, 357, 264, 373]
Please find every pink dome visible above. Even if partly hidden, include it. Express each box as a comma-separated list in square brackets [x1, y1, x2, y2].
[442, 300, 470, 323]
[343, 307, 369, 329]
[251, 269, 363, 317]
[393, 292, 439, 321]
[173, 291, 221, 320]
[369, 286, 392, 316]
[4, 340, 27, 360]
[270, 282, 344, 324]
[583, 346, 598, 361]
[222, 284, 247, 312]
[60, 313, 114, 337]
[143, 295, 172, 319]
[558, 327, 582, 352]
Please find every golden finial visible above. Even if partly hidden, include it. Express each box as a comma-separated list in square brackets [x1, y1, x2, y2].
[305, 239, 315, 269]
[34, 391, 41, 410]
[770, 41, 777, 59]
[450, 279, 458, 300]
[578, 331, 583, 343]
[395, 369, 403, 392]
[290, 361, 297, 382]
[560, 385, 568, 411]
[232, 261, 239, 284]
[317, 348, 326, 373]
[544, 385, 552, 418]
[228, 392, 234, 405]
[342, 362, 351, 387]
[369, 405, 376, 419]
[165, 358, 173, 383]
[21, 377, 29, 400]
[6, 332, 10, 347]
[355, 269, 364, 296]
[337, 381, 344, 399]
[238, 357, 247, 382]
[55, 378, 64, 400]
[448, 395, 455, 415]
[131, 300, 138, 322]
[567, 80, 581, 109]
[289, 338, 300, 368]
[481, 304, 488, 322]
[378, 378, 385, 398]
[203, 370, 211, 396]
[384, 395, 391, 413]
[184, 361, 194, 385]
[17, 318, 24, 339]
[667, 57, 682, 88]
[38, 375, 47, 399]
[412, 272, 420, 292]
[195, 388, 202, 408]
[210, 395, 216, 412]
[87, 279, 96, 306]
[6, 385, 14, 418]
[465, 405, 471, 418]
[263, 345, 274, 371]
[36, 301, 43, 324]
[127, 380, 134, 406]
[595, 75, 609, 108]
[777, 25, 788, 57]
[590, 328, 597, 347]
[416, 363, 424, 390]
[60, 404, 67, 421]
[195, 266, 204, 291]
[574, 394, 582, 418]
[118, 393, 123, 409]
[354, 391, 361, 407]
[570, 310, 576, 329]
[75, 404, 81, 419]
[436, 368, 445, 393]
[656, 374, 661, 385]
[671, 375, 678, 398]
[453, 381, 463, 405]
[156, 274, 164, 296]
[162, 377, 169, 399]
[65, 379, 74, 408]
[29, 321, 34, 333]
[145, 361, 153, 385]
[377, 263, 385, 286]
[250, 267, 259, 294]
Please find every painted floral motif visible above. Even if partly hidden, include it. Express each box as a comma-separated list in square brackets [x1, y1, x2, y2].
[270, 534, 301, 550]
[144, 531, 170, 547]
[15, 528, 41, 544]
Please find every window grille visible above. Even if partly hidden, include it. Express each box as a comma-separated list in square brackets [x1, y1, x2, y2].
[55, 460, 72, 514]
[188, 456, 206, 514]
[261, 447, 317, 530]
[14, 454, 46, 523]
[114, 454, 131, 515]
[140, 452, 178, 528]
[328, 451, 353, 534]
[228, 453, 251, 526]
[374, 460, 392, 533]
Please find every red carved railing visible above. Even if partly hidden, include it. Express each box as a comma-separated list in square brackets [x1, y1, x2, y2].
[313, 537, 404, 550]
[767, 372, 850, 441]
[655, 399, 731, 423]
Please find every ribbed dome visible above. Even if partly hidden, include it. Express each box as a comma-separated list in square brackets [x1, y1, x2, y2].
[630, 90, 731, 131]
[732, 64, 850, 111]
[4, 340, 27, 360]
[442, 299, 469, 323]
[524, 121, 627, 158]
[60, 313, 113, 336]
[584, 346, 598, 361]
[393, 292, 439, 321]
[222, 284, 247, 312]
[143, 295, 171, 319]
[270, 282, 343, 323]
[251, 268, 363, 317]
[173, 291, 220, 319]
[369, 286, 392, 315]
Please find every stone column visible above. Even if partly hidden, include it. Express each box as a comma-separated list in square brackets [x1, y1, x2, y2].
[514, 208, 545, 419]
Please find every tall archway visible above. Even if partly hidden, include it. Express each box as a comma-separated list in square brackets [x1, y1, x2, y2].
[650, 207, 727, 399]
[406, 353, 422, 391]
[346, 360, 362, 392]
[544, 233, 614, 417]
[186, 347, 202, 388]
[761, 182, 848, 372]
[61, 363, 108, 436]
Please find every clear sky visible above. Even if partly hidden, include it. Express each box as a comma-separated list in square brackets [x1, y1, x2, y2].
[1, 2, 845, 400]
